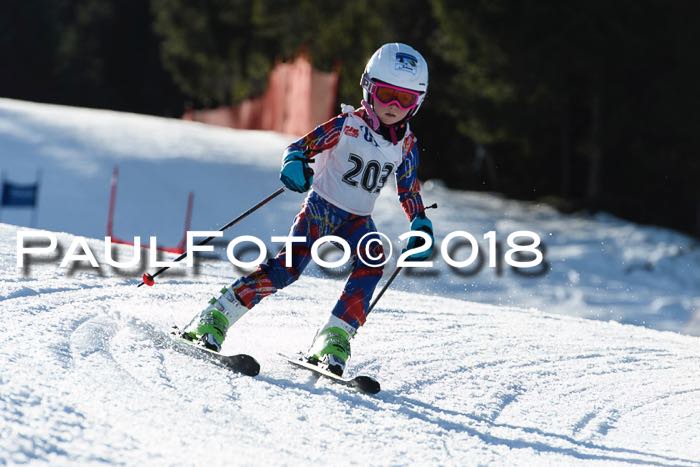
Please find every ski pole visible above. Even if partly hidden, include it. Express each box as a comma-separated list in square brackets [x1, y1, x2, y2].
[137, 186, 286, 287]
[367, 265, 403, 313]
[367, 203, 438, 312]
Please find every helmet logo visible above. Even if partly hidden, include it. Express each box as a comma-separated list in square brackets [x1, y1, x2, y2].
[395, 52, 418, 75]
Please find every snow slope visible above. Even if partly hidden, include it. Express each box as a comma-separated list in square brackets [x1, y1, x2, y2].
[2, 223, 700, 465]
[1, 98, 699, 337]
[1, 98, 700, 464]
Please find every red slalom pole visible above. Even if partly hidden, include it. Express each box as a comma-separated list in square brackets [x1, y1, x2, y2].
[137, 187, 286, 287]
[106, 165, 119, 237]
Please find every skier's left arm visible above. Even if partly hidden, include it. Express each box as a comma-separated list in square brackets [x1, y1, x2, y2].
[396, 136, 434, 261]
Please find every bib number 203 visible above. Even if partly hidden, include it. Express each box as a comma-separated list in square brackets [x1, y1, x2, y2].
[342, 154, 394, 193]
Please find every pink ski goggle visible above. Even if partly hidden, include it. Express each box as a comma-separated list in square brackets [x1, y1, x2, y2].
[369, 80, 421, 110]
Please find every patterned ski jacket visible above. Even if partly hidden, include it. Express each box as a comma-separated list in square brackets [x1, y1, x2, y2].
[284, 107, 424, 219]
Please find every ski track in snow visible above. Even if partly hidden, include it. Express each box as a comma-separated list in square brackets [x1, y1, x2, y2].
[1, 227, 699, 465]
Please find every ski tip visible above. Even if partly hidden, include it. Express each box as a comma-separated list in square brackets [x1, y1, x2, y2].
[353, 375, 381, 395]
[230, 354, 261, 377]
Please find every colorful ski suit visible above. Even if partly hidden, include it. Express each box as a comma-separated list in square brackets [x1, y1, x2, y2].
[230, 108, 425, 331]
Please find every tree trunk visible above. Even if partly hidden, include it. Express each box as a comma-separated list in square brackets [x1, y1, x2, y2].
[560, 94, 571, 197]
[587, 81, 602, 203]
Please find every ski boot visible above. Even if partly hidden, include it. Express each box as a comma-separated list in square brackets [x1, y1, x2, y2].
[182, 286, 248, 352]
[307, 315, 355, 376]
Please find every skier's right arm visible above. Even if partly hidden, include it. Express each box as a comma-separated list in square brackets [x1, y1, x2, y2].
[280, 114, 346, 192]
[283, 114, 347, 160]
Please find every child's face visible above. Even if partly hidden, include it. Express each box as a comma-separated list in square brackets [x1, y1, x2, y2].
[374, 100, 411, 126]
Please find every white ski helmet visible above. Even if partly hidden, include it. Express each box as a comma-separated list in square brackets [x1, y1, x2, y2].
[360, 43, 429, 119]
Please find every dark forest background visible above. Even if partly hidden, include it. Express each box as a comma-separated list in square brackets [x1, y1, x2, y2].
[2, 0, 699, 236]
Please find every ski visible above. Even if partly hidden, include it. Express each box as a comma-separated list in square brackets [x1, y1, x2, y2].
[281, 353, 381, 395]
[170, 329, 260, 377]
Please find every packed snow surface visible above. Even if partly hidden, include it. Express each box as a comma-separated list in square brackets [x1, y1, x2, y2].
[2, 225, 700, 465]
[1, 98, 699, 336]
[1, 98, 699, 464]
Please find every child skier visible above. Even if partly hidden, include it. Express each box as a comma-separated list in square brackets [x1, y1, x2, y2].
[183, 43, 435, 376]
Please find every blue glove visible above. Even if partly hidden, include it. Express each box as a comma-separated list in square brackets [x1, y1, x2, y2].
[280, 150, 313, 192]
[405, 213, 434, 261]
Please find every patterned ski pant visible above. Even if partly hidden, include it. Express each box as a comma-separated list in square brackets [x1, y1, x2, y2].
[230, 191, 385, 330]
